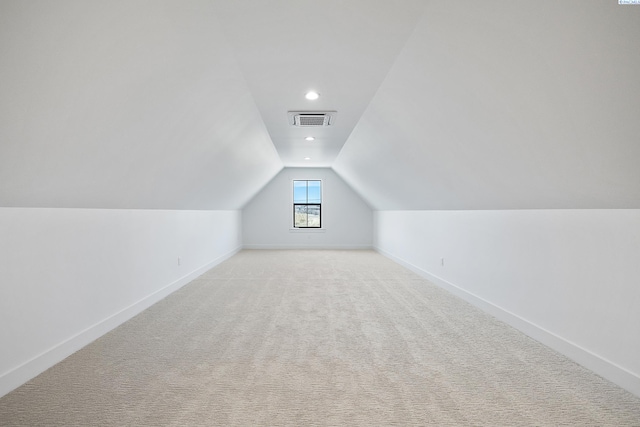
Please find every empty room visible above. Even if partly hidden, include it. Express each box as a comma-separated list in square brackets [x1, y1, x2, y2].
[1, 0, 639, 425]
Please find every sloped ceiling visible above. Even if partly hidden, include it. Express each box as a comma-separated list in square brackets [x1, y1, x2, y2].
[209, 0, 426, 168]
[1, 1, 639, 211]
[0, 0, 282, 209]
[333, 1, 640, 210]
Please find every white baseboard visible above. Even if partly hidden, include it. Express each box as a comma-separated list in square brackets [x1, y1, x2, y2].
[243, 244, 372, 250]
[375, 246, 640, 398]
[0, 246, 241, 398]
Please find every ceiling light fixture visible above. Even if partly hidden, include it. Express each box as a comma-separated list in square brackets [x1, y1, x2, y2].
[305, 136, 315, 141]
[305, 91, 319, 100]
[304, 157, 311, 160]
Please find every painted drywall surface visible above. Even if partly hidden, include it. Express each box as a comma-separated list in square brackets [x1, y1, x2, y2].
[334, 1, 640, 209]
[242, 168, 372, 249]
[210, 0, 426, 167]
[0, 0, 282, 209]
[374, 209, 640, 395]
[0, 208, 241, 397]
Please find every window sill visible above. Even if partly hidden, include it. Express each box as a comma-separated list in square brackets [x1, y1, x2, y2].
[289, 228, 326, 233]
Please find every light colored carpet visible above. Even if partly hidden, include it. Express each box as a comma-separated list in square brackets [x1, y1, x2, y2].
[1, 249, 639, 426]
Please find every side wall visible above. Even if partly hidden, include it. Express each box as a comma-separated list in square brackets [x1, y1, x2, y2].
[0, 208, 242, 397]
[243, 168, 372, 249]
[374, 209, 640, 397]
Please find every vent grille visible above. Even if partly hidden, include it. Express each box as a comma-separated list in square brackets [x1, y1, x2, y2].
[298, 115, 328, 126]
[288, 111, 336, 127]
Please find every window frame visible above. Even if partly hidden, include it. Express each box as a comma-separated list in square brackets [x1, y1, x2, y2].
[291, 179, 323, 229]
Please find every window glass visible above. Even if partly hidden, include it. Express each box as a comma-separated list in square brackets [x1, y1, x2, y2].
[307, 181, 321, 204]
[293, 180, 321, 228]
[293, 181, 308, 204]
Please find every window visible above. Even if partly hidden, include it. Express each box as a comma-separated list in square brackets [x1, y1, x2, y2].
[293, 180, 321, 228]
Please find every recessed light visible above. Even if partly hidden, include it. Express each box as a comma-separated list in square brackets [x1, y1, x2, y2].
[305, 91, 319, 100]
[304, 157, 311, 160]
[305, 136, 315, 141]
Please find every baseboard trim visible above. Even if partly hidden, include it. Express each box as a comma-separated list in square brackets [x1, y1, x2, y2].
[0, 246, 241, 398]
[243, 244, 372, 250]
[375, 246, 640, 398]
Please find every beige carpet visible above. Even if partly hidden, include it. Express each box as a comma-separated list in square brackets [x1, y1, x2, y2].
[1, 250, 639, 426]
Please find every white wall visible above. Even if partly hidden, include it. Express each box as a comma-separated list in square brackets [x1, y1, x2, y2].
[0, 208, 242, 397]
[374, 209, 640, 397]
[243, 168, 372, 249]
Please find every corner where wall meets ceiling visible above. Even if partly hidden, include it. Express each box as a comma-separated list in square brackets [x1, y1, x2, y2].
[209, 0, 428, 168]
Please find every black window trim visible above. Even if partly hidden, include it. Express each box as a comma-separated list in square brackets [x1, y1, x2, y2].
[293, 203, 322, 228]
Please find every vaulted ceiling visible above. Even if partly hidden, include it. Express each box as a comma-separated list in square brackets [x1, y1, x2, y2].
[1, 1, 639, 210]
[333, 1, 640, 209]
[208, 0, 425, 168]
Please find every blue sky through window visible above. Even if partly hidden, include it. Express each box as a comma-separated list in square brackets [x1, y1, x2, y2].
[293, 180, 321, 203]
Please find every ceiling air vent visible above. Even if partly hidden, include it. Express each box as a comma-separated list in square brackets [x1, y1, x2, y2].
[288, 111, 336, 127]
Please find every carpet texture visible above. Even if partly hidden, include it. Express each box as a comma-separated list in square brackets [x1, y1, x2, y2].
[1, 250, 639, 426]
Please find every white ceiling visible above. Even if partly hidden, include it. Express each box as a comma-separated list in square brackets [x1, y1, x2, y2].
[210, 0, 426, 167]
[1, 1, 639, 210]
[334, 0, 640, 209]
[0, 1, 282, 209]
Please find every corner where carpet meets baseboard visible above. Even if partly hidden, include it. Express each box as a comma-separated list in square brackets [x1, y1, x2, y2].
[242, 244, 372, 250]
[373, 246, 640, 399]
[0, 246, 242, 398]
